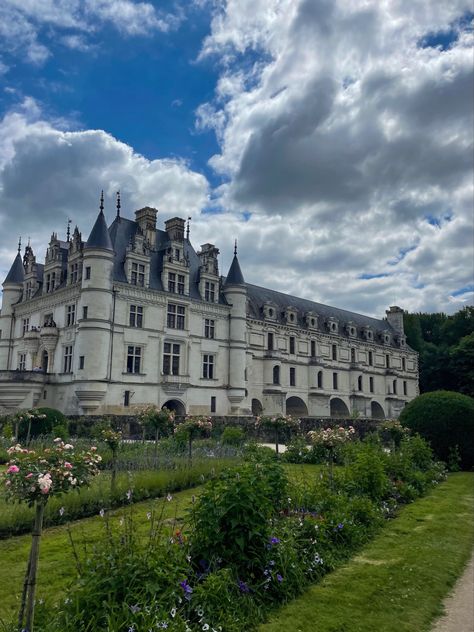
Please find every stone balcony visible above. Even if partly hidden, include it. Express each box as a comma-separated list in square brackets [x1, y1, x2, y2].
[0, 370, 48, 411]
[161, 374, 190, 395]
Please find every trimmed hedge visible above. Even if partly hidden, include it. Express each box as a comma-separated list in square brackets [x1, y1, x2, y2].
[399, 390, 474, 470]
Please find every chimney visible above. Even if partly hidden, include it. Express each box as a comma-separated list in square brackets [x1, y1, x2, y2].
[165, 217, 185, 242]
[135, 207, 157, 247]
[386, 305, 404, 333]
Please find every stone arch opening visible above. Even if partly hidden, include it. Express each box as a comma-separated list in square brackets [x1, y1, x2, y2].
[330, 397, 350, 418]
[251, 398, 263, 416]
[162, 399, 186, 417]
[371, 401, 385, 419]
[286, 396, 308, 416]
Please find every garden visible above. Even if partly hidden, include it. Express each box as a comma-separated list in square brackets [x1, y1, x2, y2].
[0, 390, 473, 632]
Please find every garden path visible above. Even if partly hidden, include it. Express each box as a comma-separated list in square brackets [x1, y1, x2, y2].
[431, 549, 474, 632]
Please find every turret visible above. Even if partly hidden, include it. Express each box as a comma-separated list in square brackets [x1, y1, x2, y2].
[74, 193, 115, 405]
[223, 242, 247, 413]
[0, 243, 25, 369]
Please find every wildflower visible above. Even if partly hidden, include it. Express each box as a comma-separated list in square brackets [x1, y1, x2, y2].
[146, 511, 152, 520]
[99, 509, 105, 518]
[170, 608, 176, 618]
[238, 579, 250, 593]
[129, 604, 141, 614]
[126, 489, 133, 501]
[180, 579, 193, 599]
[166, 493, 173, 502]
[203, 625, 210, 631]
[269, 536, 280, 545]
[277, 574, 283, 582]
[59, 507, 65, 517]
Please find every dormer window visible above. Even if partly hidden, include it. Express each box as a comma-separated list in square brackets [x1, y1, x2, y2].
[383, 332, 391, 345]
[175, 248, 180, 261]
[398, 335, 406, 348]
[305, 312, 318, 329]
[131, 262, 145, 287]
[327, 318, 339, 334]
[285, 307, 298, 325]
[347, 322, 357, 338]
[70, 262, 80, 284]
[362, 326, 373, 341]
[205, 281, 216, 302]
[263, 302, 277, 320]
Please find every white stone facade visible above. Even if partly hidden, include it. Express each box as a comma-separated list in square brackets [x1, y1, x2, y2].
[0, 203, 418, 418]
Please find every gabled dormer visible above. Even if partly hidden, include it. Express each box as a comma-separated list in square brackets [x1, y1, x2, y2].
[361, 325, 374, 342]
[346, 321, 357, 338]
[68, 226, 83, 285]
[43, 233, 67, 294]
[23, 244, 39, 300]
[284, 306, 298, 326]
[263, 301, 277, 321]
[161, 217, 190, 296]
[305, 311, 318, 329]
[326, 316, 339, 334]
[198, 243, 219, 303]
[381, 329, 392, 346]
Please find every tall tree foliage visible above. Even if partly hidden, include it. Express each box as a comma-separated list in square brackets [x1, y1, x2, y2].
[404, 307, 474, 396]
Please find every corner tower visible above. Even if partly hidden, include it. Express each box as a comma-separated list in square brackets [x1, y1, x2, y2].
[0, 242, 25, 369]
[223, 242, 247, 414]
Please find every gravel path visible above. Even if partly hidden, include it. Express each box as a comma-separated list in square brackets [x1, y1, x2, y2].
[431, 550, 474, 632]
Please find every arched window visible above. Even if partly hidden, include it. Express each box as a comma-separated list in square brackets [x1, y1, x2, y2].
[273, 365, 280, 385]
[358, 375, 363, 391]
[317, 370, 323, 388]
[393, 379, 397, 394]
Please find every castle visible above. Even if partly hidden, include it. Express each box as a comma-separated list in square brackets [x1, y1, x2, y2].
[0, 194, 418, 417]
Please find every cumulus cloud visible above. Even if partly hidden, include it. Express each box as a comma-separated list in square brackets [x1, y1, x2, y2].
[0, 98, 209, 284]
[195, 0, 474, 315]
[0, 0, 181, 67]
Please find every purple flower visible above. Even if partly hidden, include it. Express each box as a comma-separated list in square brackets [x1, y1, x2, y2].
[277, 574, 283, 582]
[238, 579, 250, 593]
[179, 579, 193, 600]
[269, 537, 280, 545]
[337, 523, 344, 530]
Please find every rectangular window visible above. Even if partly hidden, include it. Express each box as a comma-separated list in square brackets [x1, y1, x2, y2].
[268, 332, 274, 351]
[351, 348, 356, 363]
[310, 340, 316, 357]
[386, 354, 390, 368]
[402, 357, 406, 372]
[124, 390, 130, 407]
[333, 372, 338, 389]
[332, 344, 337, 361]
[79, 356, 85, 370]
[403, 380, 407, 396]
[163, 342, 180, 375]
[177, 274, 185, 295]
[290, 367, 296, 386]
[393, 379, 397, 394]
[168, 272, 176, 293]
[51, 272, 56, 291]
[167, 303, 185, 329]
[70, 262, 79, 284]
[204, 318, 215, 339]
[22, 318, 30, 335]
[18, 353, 26, 371]
[82, 306, 88, 320]
[289, 336, 295, 354]
[175, 248, 180, 261]
[202, 354, 215, 379]
[63, 345, 73, 373]
[127, 346, 142, 374]
[211, 396, 216, 413]
[204, 281, 215, 302]
[369, 376, 374, 393]
[85, 266, 91, 280]
[131, 262, 145, 286]
[368, 351, 373, 366]
[129, 305, 143, 328]
[66, 304, 76, 327]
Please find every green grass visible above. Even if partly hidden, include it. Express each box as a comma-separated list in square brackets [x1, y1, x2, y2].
[259, 472, 474, 632]
[0, 457, 237, 537]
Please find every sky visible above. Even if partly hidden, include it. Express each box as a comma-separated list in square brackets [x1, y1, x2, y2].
[0, 0, 472, 318]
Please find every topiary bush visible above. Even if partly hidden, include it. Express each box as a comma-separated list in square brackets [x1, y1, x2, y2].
[18, 408, 67, 440]
[399, 390, 474, 470]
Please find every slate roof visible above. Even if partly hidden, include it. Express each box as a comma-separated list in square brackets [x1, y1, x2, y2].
[224, 255, 245, 286]
[4, 253, 25, 285]
[86, 210, 113, 250]
[245, 282, 398, 342]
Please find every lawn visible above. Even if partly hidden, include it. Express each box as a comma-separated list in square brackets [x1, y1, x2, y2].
[260, 472, 474, 632]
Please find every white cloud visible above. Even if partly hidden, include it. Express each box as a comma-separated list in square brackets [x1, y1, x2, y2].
[194, 0, 474, 315]
[0, 98, 209, 285]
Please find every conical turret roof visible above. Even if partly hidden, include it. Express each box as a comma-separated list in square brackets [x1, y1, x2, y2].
[225, 254, 245, 286]
[3, 252, 24, 285]
[85, 209, 113, 250]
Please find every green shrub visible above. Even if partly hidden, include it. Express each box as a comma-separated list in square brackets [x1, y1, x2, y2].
[399, 390, 474, 469]
[18, 407, 67, 440]
[221, 426, 245, 446]
[345, 443, 391, 501]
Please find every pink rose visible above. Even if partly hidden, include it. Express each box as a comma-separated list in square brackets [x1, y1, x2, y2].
[26, 473, 33, 479]
[64, 462, 73, 470]
[7, 465, 20, 474]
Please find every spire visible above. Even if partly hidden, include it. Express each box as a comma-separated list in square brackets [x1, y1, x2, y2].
[85, 192, 113, 250]
[186, 216, 191, 240]
[4, 250, 25, 285]
[116, 191, 121, 219]
[17, 236, 21, 254]
[66, 218, 71, 242]
[224, 245, 245, 286]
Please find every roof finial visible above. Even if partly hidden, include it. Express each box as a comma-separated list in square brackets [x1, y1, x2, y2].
[27, 236, 31, 247]
[99, 190, 104, 213]
[17, 236, 22, 254]
[234, 239, 237, 256]
[116, 190, 121, 219]
[66, 218, 72, 242]
[186, 216, 191, 240]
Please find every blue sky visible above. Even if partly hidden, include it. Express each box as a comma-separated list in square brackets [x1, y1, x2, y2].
[0, 0, 472, 316]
